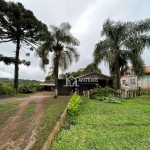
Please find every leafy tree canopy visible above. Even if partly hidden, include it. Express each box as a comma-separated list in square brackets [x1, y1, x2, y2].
[0, 0, 47, 91]
[0, 0, 47, 65]
[58, 63, 101, 79]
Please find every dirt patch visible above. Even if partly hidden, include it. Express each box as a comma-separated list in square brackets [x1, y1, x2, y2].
[0, 92, 52, 150]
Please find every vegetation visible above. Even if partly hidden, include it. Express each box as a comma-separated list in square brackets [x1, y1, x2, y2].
[0, 77, 40, 83]
[19, 82, 42, 94]
[50, 96, 150, 150]
[93, 19, 150, 89]
[141, 90, 150, 95]
[89, 85, 124, 103]
[89, 84, 115, 100]
[0, 0, 47, 93]
[0, 82, 14, 95]
[67, 95, 83, 116]
[35, 22, 80, 98]
[45, 67, 55, 80]
[59, 63, 101, 78]
[84, 63, 101, 74]
[0, 81, 41, 95]
[0, 102, 19, 127]
[31, 96, 70, 150]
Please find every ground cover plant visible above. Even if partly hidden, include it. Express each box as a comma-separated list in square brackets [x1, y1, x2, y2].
[50, 95, 150, 150]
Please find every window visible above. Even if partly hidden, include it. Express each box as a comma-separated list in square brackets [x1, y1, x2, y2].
[122, 80, 125, 84]
[130, 79, 135, 85]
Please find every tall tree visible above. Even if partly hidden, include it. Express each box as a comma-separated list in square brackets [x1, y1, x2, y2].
[93, 19, 150, 89]
[0, 0, 47, 93]
[36, 22, 80, 98]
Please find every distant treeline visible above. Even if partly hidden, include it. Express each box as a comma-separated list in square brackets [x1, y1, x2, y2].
[0, 78, 40, 83]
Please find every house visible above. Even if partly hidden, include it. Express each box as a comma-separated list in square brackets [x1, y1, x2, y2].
[40, 80, 55, 91]
[120, 66, 150, 90]
[58, 72, 113, 95]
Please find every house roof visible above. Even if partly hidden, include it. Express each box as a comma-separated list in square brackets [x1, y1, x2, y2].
[75, 72, 111, 80]
[40, 80, 55, 86]
[145, 66, 150, 73]
[128, 66, 150, 73]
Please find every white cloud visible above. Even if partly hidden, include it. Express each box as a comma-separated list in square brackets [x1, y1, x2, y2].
[1, 0, 150, 81]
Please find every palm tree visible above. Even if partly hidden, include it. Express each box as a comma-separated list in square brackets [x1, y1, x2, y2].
[93, 19, 150, 89]
[36, 22, 80, 98]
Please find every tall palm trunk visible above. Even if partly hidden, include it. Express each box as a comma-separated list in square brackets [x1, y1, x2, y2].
[54, 51, 60, 98]
[115, 54, 121, 90]
[14, 37, 20, 94]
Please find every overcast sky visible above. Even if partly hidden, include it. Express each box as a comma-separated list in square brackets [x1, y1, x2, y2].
[0, 0, 150, 81]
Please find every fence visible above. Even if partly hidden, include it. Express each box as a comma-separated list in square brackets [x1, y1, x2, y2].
[113, 90, 141, 99]
[83, 89, 141, 99]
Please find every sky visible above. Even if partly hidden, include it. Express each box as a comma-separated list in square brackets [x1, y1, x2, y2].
[0, 0, 150, 81]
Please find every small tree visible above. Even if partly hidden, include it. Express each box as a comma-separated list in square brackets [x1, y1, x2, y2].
[0, 0, 47, 93]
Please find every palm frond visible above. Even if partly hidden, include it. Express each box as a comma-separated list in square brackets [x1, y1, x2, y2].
[65, 46, 80, 62]
[59, 51, 70, 70]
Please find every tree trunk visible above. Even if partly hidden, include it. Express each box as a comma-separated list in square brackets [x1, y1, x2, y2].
[115, 55, 121, 90]
[14, 38, 20, 94]
[54, 51, 60, 98]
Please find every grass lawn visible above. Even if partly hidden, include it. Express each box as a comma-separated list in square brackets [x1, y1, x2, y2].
[0, 102, 19, 127]
[50, 95, 150, 150]
[22, 101, 36, 117]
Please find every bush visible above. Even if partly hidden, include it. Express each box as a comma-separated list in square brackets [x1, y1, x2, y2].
[19, 82, 42, 94]
[0, 83, 14, 95]
[89, 86, 124, 103]
[67, 95, 83, 116]
[89, 86, 115, 100]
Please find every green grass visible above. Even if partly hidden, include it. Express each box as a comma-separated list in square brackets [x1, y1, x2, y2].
[31, 96, 71, 150]
[50, 95, 150, 150]
[22, 101, 36, 117]
[0, 102, 19, 127]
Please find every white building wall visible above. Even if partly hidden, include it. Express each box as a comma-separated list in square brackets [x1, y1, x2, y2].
[121, 75, 137, 89]
[138, 75, 150, 89]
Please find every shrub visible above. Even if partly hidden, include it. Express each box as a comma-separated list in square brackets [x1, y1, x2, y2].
[0, 83, 14, 95]
[67, 95, 82, 116]
[19, 82, 42, 94]
[89, 86, 115, 100]
[89, 86, 124, 103]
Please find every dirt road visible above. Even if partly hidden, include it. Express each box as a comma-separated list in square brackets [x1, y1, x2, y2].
[0, 92, 52, 150]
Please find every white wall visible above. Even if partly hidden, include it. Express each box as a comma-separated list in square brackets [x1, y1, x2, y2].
[121, 75, 150, 90]
[121, 75, 137, 89]
[138, 75, 150, 89]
